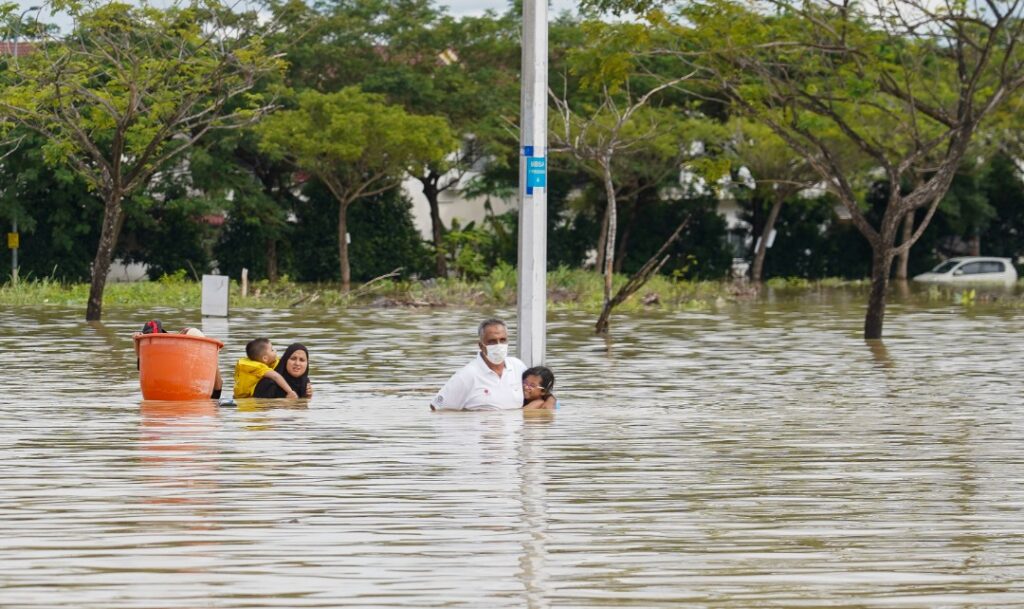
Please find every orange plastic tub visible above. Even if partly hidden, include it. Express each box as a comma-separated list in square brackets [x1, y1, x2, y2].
[135, 333, 224, 400]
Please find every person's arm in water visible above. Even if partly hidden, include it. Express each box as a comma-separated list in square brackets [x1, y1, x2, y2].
[306, 382, 314, 398]
[263, 369, 298, 398]
[524, 395, 556, 410]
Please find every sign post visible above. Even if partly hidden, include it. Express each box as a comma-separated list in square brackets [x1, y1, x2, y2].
[516, 0, 548, 368]
[201, 274, 229, 317]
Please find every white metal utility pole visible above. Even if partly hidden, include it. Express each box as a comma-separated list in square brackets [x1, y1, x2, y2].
[516, 0, 549, 367]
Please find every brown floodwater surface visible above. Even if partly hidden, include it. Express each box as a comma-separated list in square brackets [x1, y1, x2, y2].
[1, 296, 1023, 607]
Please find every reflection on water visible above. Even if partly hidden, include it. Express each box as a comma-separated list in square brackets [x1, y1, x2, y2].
[1, 296, 1024, 607]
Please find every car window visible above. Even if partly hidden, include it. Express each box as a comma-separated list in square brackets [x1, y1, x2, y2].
[983, 261, 1005, 273]
[959, 262, 986, 275]
[933, 260, 959, 273]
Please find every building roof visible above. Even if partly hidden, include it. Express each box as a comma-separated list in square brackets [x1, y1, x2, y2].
[0, 42, 35, 57]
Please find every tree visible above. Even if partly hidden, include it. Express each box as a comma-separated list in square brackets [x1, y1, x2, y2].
[551, 87, 695, 333]
[0, 130, 102, 281]
[978, 153, 1024, 258]
[257, 87, 455, 291]
[550, 18, 719, 333]
[589, 0, 1024, 338]
[294, 0, 520, 277]
[0, 0, 283, 320]
[727, 119, 822, 282]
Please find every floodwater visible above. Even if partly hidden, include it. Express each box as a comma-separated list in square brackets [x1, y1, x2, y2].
[2, 292, 1024, 607]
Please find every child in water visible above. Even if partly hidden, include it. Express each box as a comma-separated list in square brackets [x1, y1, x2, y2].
[233, 338, 298, 399]
[522, 366, 557, 410]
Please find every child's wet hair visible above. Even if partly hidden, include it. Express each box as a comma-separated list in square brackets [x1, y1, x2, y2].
[523, 366, 555, 395]
[246, 337, 272, 360]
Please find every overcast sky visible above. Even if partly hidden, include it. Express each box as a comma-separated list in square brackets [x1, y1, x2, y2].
[16, 0, 580, 29]
[441, 0, 578, 16]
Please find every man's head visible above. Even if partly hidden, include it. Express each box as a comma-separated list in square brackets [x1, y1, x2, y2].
[246, 338, 277, 365]
[478, 318, 509, 365]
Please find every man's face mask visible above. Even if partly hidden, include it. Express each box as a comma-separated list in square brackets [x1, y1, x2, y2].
[484, 343, 508, 365]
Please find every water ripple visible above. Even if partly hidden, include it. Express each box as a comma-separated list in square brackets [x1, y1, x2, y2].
[1, 302, 1023, 607]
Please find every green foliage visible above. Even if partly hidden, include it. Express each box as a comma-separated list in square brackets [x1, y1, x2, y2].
[118, 194, 216, 280]
[289, 182, 430, 282]
[620, 195, 733, 280]
[0, 0, 285, 195]
[258, 87, 455, 200]
[0, 0, 285, 319]
[443, 219, 491, 280]
[347, 192, 431, 280]
[979, 154, 1024, 258]
[0, 131, 102, 281]
[214, 205, 292, 283]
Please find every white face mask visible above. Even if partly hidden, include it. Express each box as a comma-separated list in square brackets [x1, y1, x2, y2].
[484, 343, 508, 365]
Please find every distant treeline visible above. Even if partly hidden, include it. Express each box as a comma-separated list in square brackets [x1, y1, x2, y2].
[1, 0, 1023, 301]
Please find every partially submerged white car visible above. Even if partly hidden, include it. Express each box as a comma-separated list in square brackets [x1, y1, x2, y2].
[912, 256, 1018, 285]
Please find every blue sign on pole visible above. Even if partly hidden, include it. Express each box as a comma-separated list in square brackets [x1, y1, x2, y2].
[523, 146, 546, 195]
[527, 157, 547, 188]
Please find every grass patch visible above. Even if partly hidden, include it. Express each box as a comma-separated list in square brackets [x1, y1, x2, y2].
[8, 270, 1013, 312]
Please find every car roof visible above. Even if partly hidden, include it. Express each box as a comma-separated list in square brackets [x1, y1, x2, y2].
[946, 256, 1012, 263]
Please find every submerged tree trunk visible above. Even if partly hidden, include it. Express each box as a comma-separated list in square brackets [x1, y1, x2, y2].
[894, 211, 913, 280]
[750, 192, 784, 283]
[600, 159, 617, 313]
[86, 193, 125, 321]
[596, 216, 691, 334]
[864, 247, 894, 339]
[338, 201, 351, 293]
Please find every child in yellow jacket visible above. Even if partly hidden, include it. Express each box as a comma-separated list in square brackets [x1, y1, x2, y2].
[233, 338, 297, 398]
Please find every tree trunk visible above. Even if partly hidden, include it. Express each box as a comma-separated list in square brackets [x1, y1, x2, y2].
[864, 247, 894, 339]
[85, 193, 125, 321]
[750, 193, 784, 283]
[596, 216, 691, 334]
[600, 160, 617, 313]
[613, 198, 638, 274]
[894, 211, 914, 280]
[422, 175, 448, 277]
[594, 200, 610, 273]
[338, 201, 351, 292]
[266, 238, 279, 283]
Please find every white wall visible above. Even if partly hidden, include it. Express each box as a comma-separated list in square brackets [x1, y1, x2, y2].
[403, 175, 516, 240]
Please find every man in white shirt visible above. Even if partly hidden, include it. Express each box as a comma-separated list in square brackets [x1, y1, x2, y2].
[430, 318, 527, 411]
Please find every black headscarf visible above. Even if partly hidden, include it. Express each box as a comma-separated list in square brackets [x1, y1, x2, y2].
[253, 343, 310, 398]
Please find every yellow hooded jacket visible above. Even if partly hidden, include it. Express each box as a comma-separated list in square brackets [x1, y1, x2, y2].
[233, 357, 280, 398]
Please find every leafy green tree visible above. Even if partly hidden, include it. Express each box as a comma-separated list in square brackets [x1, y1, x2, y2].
[294, 0, 520, 276]
[979, 153, 1024, 259]
[258, 87, 455, 290]
[200, 131, 298, 283]
[118, 194, 216, 281]
[727, 119, 822, 282]
[551, 18, 707, 333]
[0, 0, 284, 320]
[0, 131, 102, 280]
[290, 183, 430, 282]
[589, 0, 1024, 338]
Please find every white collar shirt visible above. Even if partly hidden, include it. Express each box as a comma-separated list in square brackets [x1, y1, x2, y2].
[431, 354, 527, 411]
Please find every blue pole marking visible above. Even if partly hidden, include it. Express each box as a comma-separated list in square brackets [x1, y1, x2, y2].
[523, 147, 547, 196]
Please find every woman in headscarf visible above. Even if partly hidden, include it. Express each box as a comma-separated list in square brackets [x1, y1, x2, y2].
[253, 343, 312, 398]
